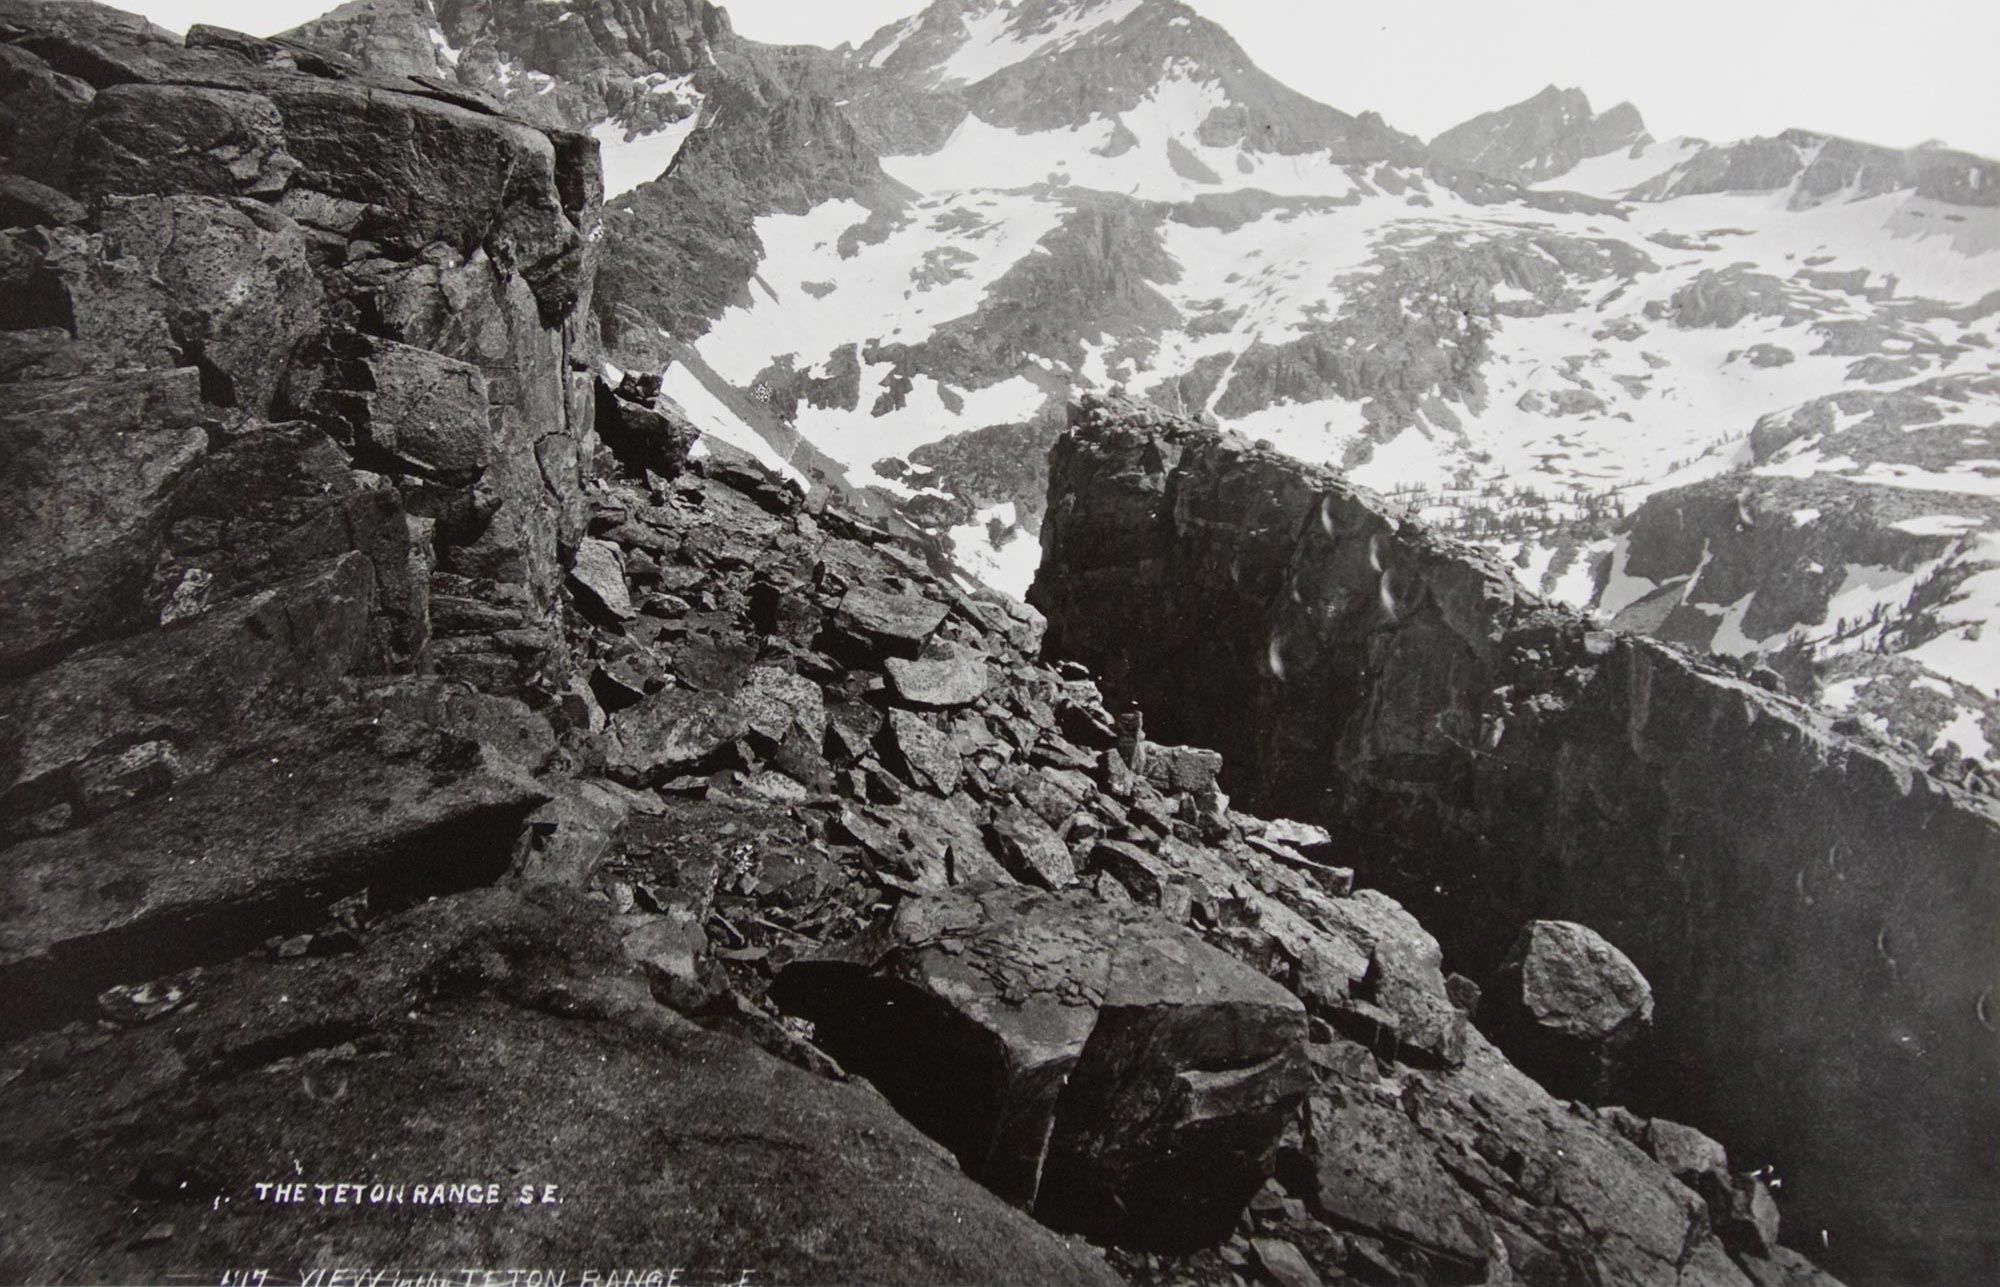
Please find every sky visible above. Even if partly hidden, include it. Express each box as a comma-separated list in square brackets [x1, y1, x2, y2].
[123, 0, 2000, 158]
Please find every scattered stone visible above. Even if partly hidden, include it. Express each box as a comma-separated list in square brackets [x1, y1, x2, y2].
[1705, 1171, 1783, 1257]
[603, 689, 748, 787]
[880, 709, 963, 796]
[735, 666, 827, 749]
[1646, 1116, 1731, 1189]
[1249, 1237, 1323, 1287]
[834, 585, 949, 656]
[987, 804, 1078, 890]
[595, 378, 698, 479]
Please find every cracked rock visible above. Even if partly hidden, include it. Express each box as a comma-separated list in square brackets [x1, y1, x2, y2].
[772, 885, 1310, 1251]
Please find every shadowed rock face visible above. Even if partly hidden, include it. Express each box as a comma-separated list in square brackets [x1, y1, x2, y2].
[1031, 393, 2000, 1287]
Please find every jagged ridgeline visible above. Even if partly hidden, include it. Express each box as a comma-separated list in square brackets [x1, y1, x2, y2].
[281, 0, 2000, 782]
[0, 4, 1994, 1287]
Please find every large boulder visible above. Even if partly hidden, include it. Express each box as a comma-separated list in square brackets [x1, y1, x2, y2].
[1483, 919, 1655, 1102]
[772, 885, 1311, 1250]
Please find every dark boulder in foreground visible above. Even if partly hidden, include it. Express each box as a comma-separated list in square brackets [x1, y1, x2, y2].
[774, 884, 1312, 1250]
[1482, 918, 1655, 1102]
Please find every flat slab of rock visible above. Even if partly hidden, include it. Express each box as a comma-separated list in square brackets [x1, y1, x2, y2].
[774, 885, 1310, 1250]
[885, 641, 990, 708]
[0, 700, 545, 1029]
[880, 708, 963, 795]
[602, 688, 749, 786]
[569, 537, 635, 620]
[834, 585, 949, 656]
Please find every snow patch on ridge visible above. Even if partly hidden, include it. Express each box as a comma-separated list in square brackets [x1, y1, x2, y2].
[949, 502, 1041, 599]
[700, 194, 1067, 384]
[660, 362, 806, 487]
[885, 67, 1362, 201]
[937, 0, 1145, 86]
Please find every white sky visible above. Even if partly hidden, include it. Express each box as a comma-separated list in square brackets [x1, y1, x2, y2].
[124, 0, 2000, 158]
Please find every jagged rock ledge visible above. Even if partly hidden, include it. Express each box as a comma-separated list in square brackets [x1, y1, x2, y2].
[1031, 392, 2000, 1287]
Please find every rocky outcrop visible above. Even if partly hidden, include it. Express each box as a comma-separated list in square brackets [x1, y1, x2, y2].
[1629, 128, 2000, 209]
[1, 0, 603, 688]
[0, 0, 602, 1027]
[1032, 394, 2000, 1287]
[0, 4, 1116, 1280]
[1429, 85, 1649, 184]
[290, 0, 736, 132]
[281, 0, 910, 365]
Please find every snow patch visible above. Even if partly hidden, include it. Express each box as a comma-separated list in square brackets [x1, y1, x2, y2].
[936, 0, 1144, 85]
[590, 79, 702, 199]
[949, 502, 1042, 599]
[659, 362, 806, 487]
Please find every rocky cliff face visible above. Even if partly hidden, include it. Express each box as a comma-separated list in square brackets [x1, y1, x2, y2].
[283, 0, 907, 366]
[1032, 394, 2000, 1287]
[0, 6, 1854, 1285]
[0, 3, 1103, 1279]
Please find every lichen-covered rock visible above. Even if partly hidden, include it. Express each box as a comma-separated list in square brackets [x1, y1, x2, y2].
[885, 640, 991, 708]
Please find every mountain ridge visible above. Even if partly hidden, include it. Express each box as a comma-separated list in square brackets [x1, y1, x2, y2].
[278, 0, 2000, 769]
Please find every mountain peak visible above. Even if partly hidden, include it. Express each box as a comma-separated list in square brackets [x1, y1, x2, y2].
[1429, 84, 1649, 182]
[836, 0, 1420, 168]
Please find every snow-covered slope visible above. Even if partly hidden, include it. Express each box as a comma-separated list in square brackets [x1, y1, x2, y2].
[288, 0, 2000, 770]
